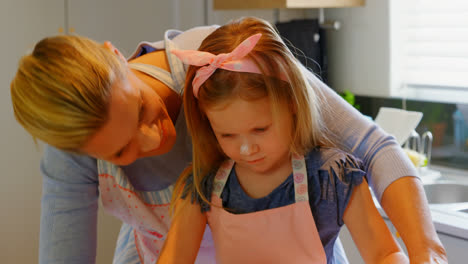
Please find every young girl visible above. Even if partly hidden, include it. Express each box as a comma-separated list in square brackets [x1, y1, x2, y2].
[156, 17, 408, 264]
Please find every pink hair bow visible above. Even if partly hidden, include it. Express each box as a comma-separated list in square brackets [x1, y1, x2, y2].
[171, 33, 262, 98]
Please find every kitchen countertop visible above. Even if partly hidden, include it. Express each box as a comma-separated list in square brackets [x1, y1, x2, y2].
[428, 205, 468, 240]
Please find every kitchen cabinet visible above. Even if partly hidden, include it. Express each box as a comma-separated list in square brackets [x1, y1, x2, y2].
[66, 0, 174, 57]
[325, 0, 391, 99]
[437, 232, 468, 263]
[2, 0, 65, 65]
[213, 0, 365, 9]
[338, 219, 405, 264]
[66, 0, 207, 57]
[326, 0, 468, 104]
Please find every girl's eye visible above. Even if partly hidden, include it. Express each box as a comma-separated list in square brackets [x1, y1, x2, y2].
[112, 145, 128, 160]
[254, 126, 269, 133]
[220, 134, 234, 138]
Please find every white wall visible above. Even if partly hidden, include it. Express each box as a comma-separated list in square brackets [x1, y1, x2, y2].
[1, 0, 311, 263]
[0, 0, 63, 262]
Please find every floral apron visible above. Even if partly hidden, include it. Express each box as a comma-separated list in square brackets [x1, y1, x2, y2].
[98, 31, 215, 264]
[207, 154, 327, 263]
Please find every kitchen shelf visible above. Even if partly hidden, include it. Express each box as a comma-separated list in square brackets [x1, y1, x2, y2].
[213, 0, 365, 9]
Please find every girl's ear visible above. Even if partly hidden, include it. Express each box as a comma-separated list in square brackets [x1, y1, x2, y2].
[104, 41, 127, 64]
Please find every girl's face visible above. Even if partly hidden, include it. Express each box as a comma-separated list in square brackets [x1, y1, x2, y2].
[81, 71, 177, 165]
[205, 97, 293, 176]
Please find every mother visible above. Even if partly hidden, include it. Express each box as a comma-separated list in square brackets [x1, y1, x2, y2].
[11, 21, 446, 263]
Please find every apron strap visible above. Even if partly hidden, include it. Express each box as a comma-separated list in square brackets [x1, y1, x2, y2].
[164, 30, 187, 92]
[292, 154, 309, 202]
[213, 155, 309, 202]
[128, 63, 176, 92]
[128, 30, 187, 96]
[212, 160, 235, 198]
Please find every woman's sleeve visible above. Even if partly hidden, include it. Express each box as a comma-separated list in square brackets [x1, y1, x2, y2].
[39, 145, 100, 264]
[316, 149, 366, 225]
[172, 25, 220, 50]
[300, 64, 418, 201]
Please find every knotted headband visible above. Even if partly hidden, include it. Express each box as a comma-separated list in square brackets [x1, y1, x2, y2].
[171, 33, 263, 98]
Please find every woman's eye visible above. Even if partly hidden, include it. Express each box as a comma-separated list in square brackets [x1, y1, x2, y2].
[221, 134, 234, 138]
[138, 99, 145, 123]
[139, 106, 145, 123]
[114, 148, 125, 159]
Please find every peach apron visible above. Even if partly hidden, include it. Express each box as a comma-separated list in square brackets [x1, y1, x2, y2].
[207, 155, 327, 264]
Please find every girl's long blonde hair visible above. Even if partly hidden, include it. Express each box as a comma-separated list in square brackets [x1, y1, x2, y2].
[172, 17, 332, 212]
[10, 35, 126, 152]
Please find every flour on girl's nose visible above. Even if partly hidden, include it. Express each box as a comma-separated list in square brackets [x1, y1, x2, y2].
[240, 143, 249, 155]
[138, 123, 162, 152]
[240, 137, 254, 155]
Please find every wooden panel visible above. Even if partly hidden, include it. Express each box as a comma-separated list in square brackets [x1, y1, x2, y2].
[213, 0, 365, 9]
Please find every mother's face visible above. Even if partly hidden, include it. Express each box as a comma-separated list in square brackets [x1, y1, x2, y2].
[81, 71, 177, 165]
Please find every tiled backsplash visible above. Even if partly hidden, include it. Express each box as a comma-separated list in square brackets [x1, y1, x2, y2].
[355, 96, 468, 170]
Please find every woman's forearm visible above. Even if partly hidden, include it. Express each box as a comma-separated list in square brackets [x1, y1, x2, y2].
[380, 177, 448, 263]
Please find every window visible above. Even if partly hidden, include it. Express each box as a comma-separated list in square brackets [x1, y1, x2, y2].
[392, 0, 468, 103]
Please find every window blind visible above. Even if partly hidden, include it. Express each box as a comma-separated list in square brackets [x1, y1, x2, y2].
[397, 0, 468, 102]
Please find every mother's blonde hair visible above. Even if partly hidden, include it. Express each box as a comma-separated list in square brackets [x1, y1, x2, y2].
[10, 35, 126, 152]
[172, 17, 331, 211]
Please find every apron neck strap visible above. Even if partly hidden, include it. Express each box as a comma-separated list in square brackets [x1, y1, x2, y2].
[291, 154, 309, 202]
[212, 160, 235, 198]
[213, 155, 309, 202]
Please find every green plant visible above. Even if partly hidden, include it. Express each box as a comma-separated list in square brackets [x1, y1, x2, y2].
[340, 90, 361, 111]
